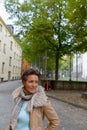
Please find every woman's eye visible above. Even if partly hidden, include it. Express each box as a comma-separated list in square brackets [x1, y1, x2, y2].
[35, 81, 39, 84]
[28, 81, 38, 84]
[27, 80, 32, 83]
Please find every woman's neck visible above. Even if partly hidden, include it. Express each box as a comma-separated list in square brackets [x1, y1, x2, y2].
[23, 87, 32, 95]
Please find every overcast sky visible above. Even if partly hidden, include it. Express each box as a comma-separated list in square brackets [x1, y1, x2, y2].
[0, 1, 13, 24]
[0, 0, 25, 25]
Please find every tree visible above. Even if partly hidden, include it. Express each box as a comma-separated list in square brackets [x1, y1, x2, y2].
[67, 0, 87, 53]
[5, 0, 75, 80]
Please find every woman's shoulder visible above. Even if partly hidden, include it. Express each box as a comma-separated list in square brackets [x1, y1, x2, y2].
[12, 86, 23, 100]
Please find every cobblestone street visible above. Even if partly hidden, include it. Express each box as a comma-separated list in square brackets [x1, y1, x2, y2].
[0, 80, 21, 130]
[0, 80, 87, 130]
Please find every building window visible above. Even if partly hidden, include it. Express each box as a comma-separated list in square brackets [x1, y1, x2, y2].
[0, 40, 1, 51]
[5, 30, 7, 37]
[10, 41, 13, 50]
[2, 62, 5, 74]
[9, 57, 12, 66]
[14, 52, 16, 59]
[0, 24, 2, 31]
[3, 44, 6, 53]
[13, 65, 15, 74]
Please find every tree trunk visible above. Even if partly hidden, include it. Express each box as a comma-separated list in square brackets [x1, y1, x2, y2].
[69, 53, 72, 81]
[55, 50, 60, 80]
[55, 3, 61, 81]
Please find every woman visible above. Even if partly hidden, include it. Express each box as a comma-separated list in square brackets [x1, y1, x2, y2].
[8, 68, 60, 130]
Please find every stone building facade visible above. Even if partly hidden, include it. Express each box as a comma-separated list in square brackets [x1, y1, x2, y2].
[0, 17, 22, 81]
[73, 53, 87, 80]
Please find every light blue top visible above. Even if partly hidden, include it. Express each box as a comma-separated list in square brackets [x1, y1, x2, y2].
[14, 101, 30, 130]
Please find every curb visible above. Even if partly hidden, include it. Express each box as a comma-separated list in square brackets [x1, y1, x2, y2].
[47, 94, 87, 111]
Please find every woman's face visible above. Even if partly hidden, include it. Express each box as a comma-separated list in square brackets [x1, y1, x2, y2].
[23, 74, 39, 94]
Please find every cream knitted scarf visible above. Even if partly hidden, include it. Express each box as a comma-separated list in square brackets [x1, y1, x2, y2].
[10, 88, 35, 129]
[9, 86, 47, 130]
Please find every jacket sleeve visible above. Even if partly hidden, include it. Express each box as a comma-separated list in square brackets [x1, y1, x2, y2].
[43, 97, 60, 130]
[8, 125, 12, 130]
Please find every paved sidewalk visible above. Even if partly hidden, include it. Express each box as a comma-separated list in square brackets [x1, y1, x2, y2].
[46, 90, 87, 110]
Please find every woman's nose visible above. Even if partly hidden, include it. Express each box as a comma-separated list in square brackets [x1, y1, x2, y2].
[32, 82, 37, 86]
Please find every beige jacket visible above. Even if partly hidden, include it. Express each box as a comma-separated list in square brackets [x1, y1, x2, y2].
[8, 86, 60, 130]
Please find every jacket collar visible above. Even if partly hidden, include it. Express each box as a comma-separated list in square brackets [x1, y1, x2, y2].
[12, 85, 47, 108]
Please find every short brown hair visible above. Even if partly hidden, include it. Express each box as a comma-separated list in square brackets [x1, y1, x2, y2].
[21, 68, 41, 82]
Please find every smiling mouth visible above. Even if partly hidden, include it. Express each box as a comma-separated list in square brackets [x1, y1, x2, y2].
[30, 88, 36, 90]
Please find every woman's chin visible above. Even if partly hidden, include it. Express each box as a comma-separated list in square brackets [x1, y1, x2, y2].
[29, 89, 36, 94]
